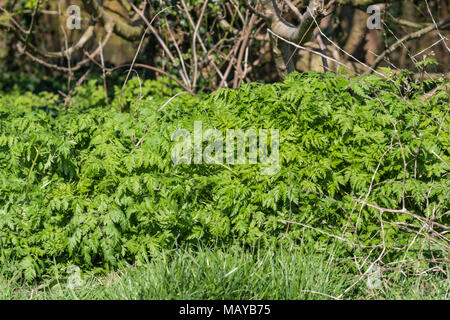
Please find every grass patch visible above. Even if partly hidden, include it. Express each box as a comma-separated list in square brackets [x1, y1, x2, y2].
[1, 243, 448, 300]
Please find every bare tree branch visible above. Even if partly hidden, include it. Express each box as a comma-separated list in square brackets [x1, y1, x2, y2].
[366, 17, 450, 73]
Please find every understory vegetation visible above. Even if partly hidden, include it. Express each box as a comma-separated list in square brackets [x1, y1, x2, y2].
[0, 72, 449, 299]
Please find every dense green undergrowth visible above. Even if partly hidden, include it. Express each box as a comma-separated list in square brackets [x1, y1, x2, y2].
[0, 72, 448, 282]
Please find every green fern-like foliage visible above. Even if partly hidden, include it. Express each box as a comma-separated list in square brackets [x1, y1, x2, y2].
[0, 72, 448, 281]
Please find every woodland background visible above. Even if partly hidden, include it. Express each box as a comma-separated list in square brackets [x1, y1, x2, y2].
[0, 0, 449, 93]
